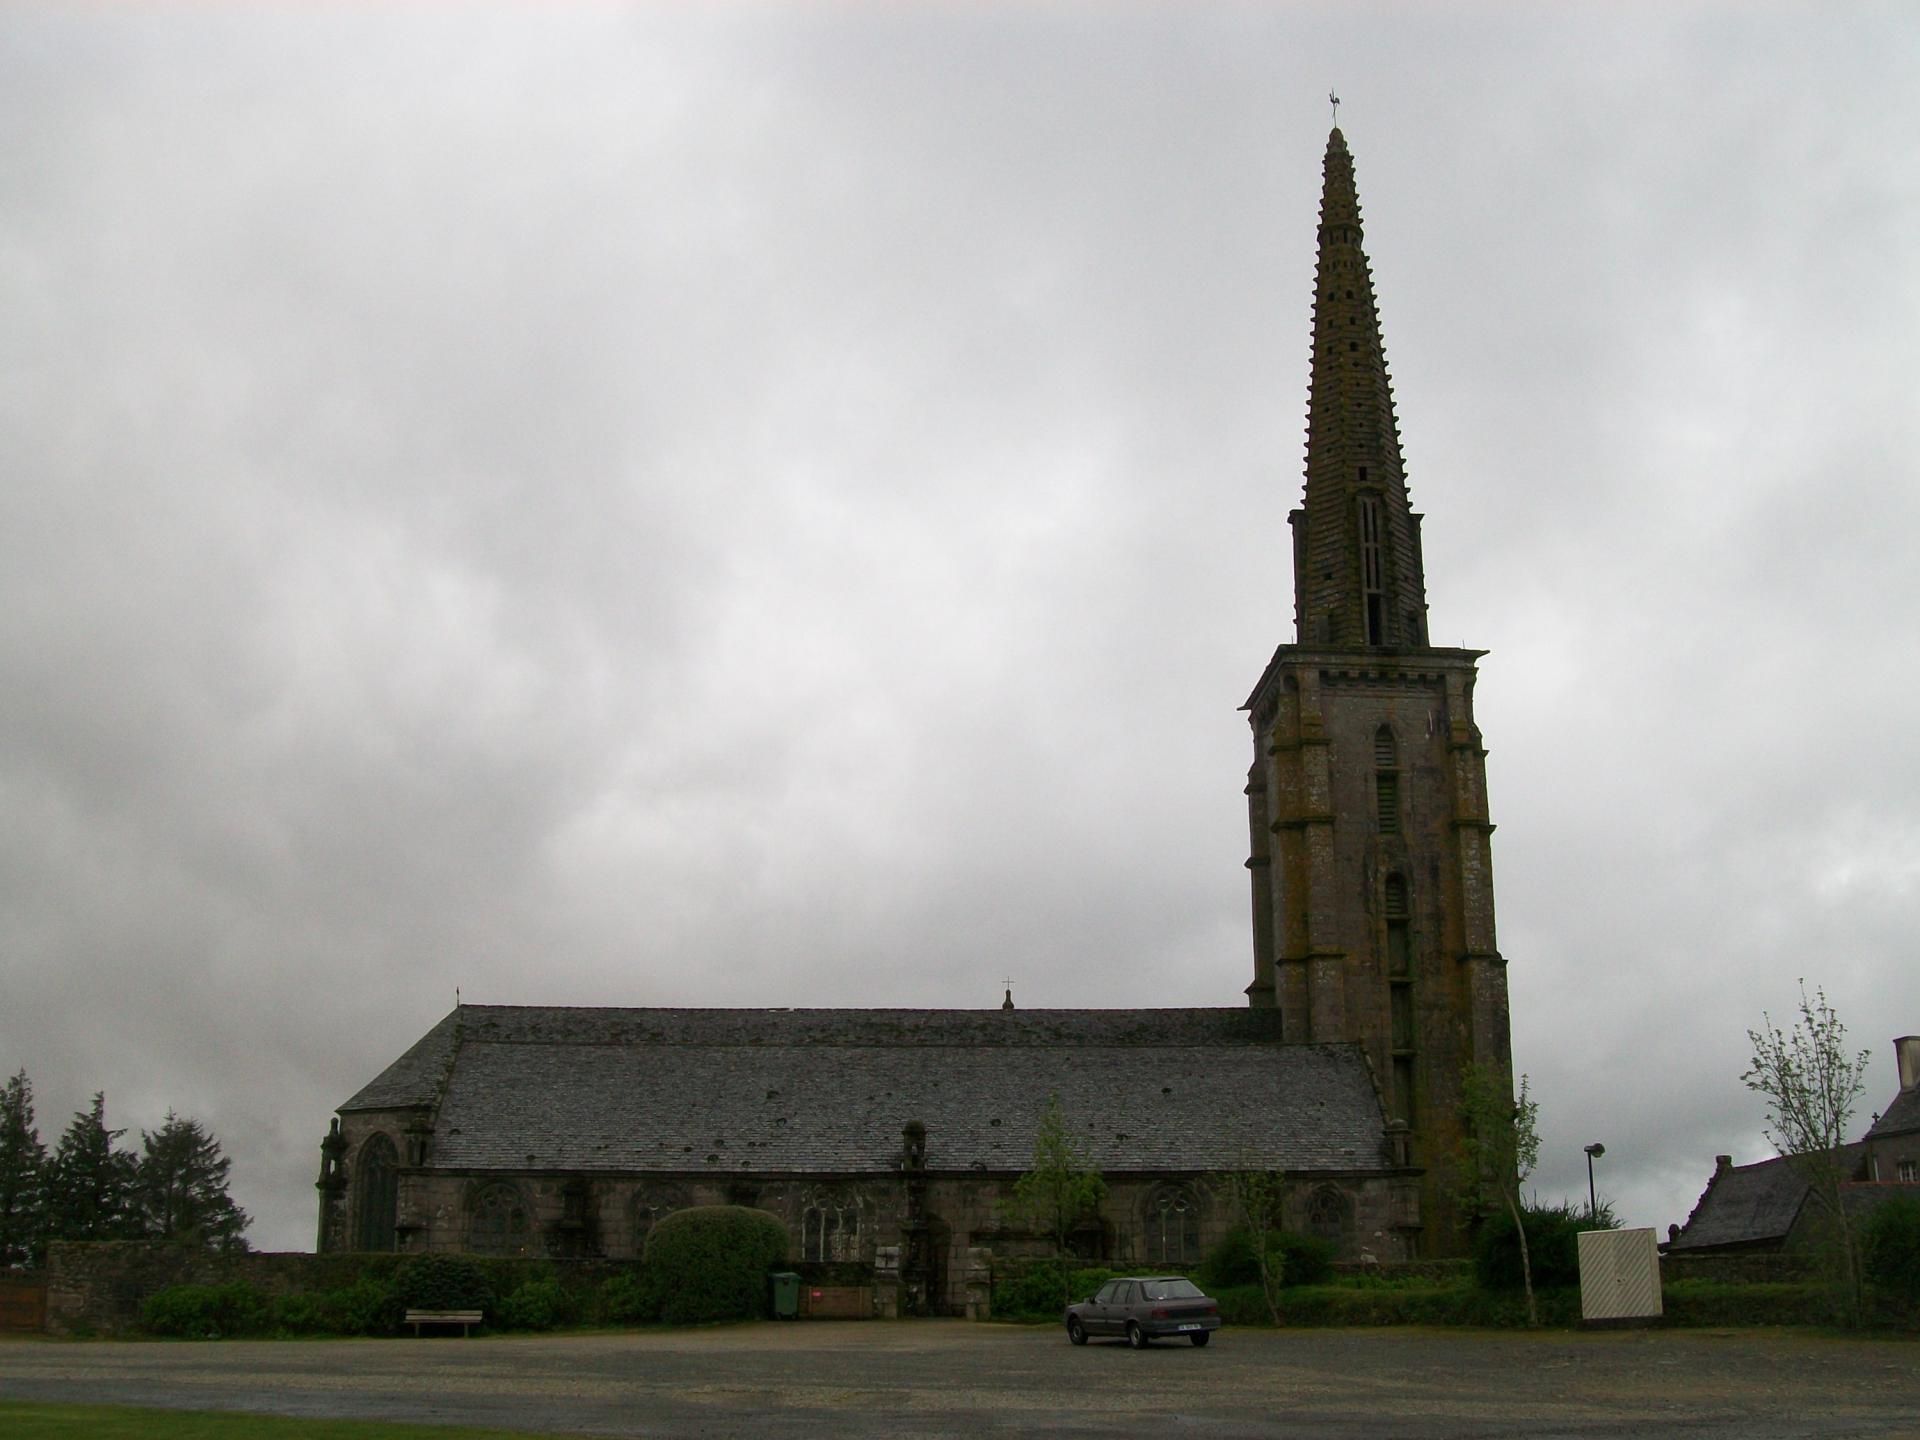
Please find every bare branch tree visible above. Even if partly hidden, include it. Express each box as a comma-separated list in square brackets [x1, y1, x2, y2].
[1454, 1065, 1541, 1326]
[1743, 982, 1870, 1321]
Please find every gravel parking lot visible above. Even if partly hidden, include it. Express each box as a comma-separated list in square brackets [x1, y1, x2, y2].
[3, 1321, 1917, 1439]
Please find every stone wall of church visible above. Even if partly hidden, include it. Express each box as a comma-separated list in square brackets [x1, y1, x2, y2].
[335, 1161, 1412, 1311]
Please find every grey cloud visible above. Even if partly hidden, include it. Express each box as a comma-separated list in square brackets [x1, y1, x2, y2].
[3, 5, 1917, 1249]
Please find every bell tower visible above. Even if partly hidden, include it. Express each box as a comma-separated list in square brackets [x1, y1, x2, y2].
[1243, 128, 1513, 1254]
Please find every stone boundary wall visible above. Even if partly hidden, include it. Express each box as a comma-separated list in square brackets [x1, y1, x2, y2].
[44, 1242, 626, 1336]
[1658, 1250, 1815, 1285]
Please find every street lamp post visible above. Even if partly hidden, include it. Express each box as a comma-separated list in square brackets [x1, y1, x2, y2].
[1584, 1142, 1606, 1220]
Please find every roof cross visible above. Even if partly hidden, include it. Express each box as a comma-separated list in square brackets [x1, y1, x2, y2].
[1329, 89, 1341, 123]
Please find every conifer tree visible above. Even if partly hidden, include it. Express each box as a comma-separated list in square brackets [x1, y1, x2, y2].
[44, 1093, 139, 1245]
[0, 1070, 48, 1267]
[136, 1112, 250, 1252]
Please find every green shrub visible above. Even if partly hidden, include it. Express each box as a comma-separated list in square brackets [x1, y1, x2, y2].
[498, 1276, 575, 1331]
[391, 1253, 495, 1316]
[993, 1262, 1118, 1321]
[1862, 1193, 1920, 1310]
[1659, 1279, 1829, 1327]
[1200, 1227, 1334, 1291]
[598, 1268, 659, 1325]
[270, 1292, 329, 1334]
[645, 1205, 790, 1325]
[327, 1275, 403, 1335]
[1474, 1203, 1605, 1291]
[140, 1282, 273, 1338]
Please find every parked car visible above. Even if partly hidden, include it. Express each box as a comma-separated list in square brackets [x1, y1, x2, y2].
[1064, 1276, 1222, 1347]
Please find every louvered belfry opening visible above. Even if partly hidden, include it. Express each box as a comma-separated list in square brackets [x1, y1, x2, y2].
[1374, 724, 1400, 835]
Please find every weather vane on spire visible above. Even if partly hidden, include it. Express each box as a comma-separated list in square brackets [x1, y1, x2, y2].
[1329, 90, 1341, 123]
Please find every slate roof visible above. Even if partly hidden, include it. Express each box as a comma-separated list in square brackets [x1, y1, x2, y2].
[341, 1005, 1393, 1177]
[1667, 1142, 1885, 1252]
[1666, 1156, 1811, 1252]
[1864, 1084, 1920, 1141]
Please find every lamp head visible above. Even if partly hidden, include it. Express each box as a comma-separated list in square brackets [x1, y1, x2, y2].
[1585, 1143, 1606, 1158]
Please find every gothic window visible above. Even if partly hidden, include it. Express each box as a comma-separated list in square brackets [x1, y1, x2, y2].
[352, 1133, 398, 1253]
[1374, 725, 1400, 834]
[1306, 1186, 1351, 1252]
[1142, 1183, 1202, 1266]
[632, 1183, 687, 1254]
[801, 1189, 864, 1263]
[468, 1181, 531, 1257]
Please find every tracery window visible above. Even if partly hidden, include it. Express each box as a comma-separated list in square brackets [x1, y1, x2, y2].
[632, 1183, 688, 1254]
[801, 1188, 864, 1262]
[1142, 1183, 1202, 1266]
[468, 1181, 532, 1257]
[1306, 1186, 1351, 1253]
[353, 1133, 398, 1253]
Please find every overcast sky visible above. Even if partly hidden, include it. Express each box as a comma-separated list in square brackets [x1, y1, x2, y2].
[4, 4, 1917, 1253]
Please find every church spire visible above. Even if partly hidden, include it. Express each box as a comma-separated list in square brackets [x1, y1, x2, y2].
[1291, 127, 1429, 650]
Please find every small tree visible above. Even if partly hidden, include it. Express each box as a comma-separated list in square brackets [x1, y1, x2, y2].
[1743, 982, 1870, 1321]
[136, 1113, 250, 1252]
[43, 1094, 139, 1245]
[1212, 1167, 1288, 1323]
[1003, 1094, 1106, 1309]
[0, 1070, 48, 1268]
[1454, 1064, 1542, 1325]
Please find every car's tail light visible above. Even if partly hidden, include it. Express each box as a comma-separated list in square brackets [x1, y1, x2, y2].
[1151, 1308, 1170, 1319]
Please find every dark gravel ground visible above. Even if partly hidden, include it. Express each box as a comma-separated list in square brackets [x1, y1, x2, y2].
[3, 1321, 1917, 1439]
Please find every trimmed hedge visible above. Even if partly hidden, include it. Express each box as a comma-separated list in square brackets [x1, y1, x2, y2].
[1199, 1228, 1334, 1291]
[644, 1206, 790, 1325]
[140, 1282, 274, 1338]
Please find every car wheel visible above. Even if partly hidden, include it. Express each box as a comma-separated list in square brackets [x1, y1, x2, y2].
[1067, 1317, 1087, 1346]
[1127, 1321, 1148, 1349]
[1189, 1331, 1210, 1347]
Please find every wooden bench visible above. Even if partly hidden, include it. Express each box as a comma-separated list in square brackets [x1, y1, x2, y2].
[405, 1308, 483, 1337]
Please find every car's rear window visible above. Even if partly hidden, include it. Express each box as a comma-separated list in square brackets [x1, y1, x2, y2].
[1141, 1279, 1203, 1300]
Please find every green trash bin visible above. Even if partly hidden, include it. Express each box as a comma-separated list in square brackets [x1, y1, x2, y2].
[770, 1271, 801, 1320]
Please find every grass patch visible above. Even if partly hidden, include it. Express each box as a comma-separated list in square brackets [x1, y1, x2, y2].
[0, 1401, 585, 1439]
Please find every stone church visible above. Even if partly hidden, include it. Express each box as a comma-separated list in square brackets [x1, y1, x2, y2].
[317, 128, 1514, 1309]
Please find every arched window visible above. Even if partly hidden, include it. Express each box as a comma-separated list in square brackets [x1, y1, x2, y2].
[1142, 1183, 1202, 1266]
[632, 1183, 687, 1255]
[801, 1188, 864, 1262]
[353, 1134, 398, 1252]
[1306, 1186, 1351, 1253]
[468, 1182, 531, 1257]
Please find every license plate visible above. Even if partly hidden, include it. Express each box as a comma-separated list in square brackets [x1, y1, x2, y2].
[1177, 1323, 1201, 1331]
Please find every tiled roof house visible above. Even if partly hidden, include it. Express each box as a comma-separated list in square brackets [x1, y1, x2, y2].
[1668, 1036, 1920, 1254]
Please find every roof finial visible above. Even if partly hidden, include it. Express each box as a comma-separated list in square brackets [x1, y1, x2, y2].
[1329, 89, 1341, 124]
[1002, 978, 1015, 1011]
